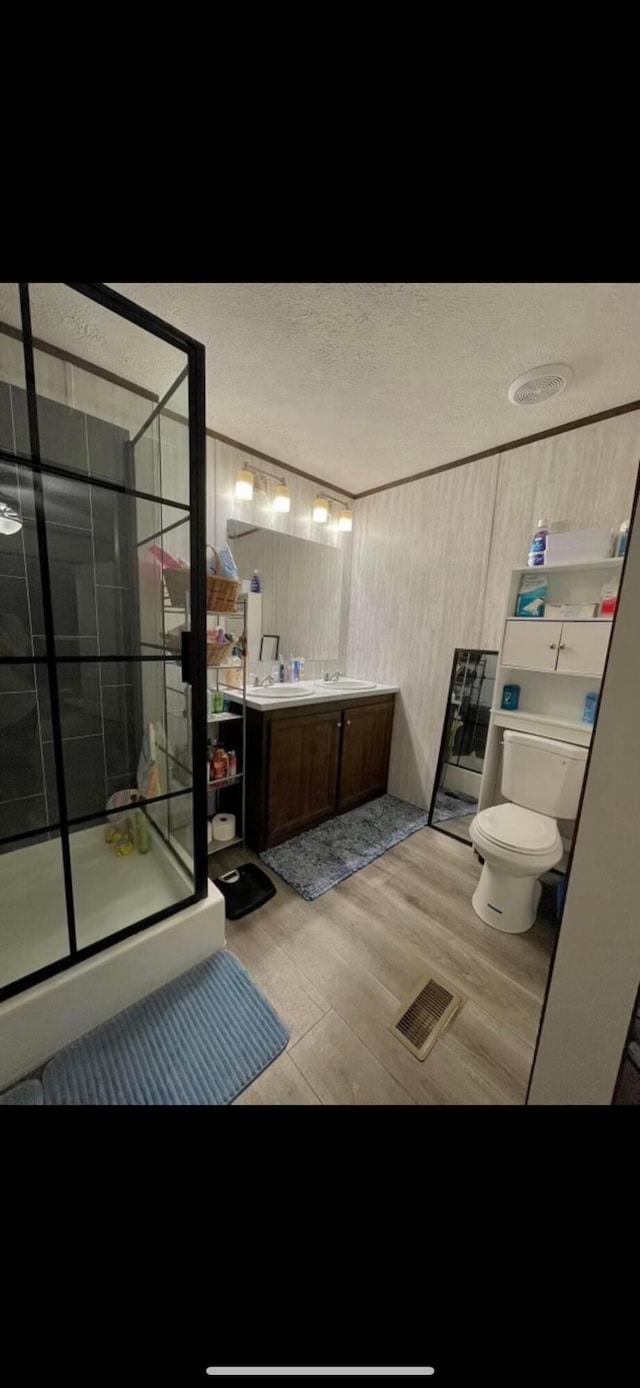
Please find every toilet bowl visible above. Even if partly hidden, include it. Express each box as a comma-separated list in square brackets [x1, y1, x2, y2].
[470, 803, 562, 932]
[470, 730, 587, 934]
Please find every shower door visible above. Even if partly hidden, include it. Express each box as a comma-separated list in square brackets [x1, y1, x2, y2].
[0, 282, 207, 1002]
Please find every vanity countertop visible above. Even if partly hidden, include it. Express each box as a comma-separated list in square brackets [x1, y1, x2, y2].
[222, 681, 399, 713]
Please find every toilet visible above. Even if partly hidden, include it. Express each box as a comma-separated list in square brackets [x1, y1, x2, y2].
[469, 730, 588, 934]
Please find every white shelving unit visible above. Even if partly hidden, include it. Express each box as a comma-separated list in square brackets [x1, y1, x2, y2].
[206, 596, 247, 857]
[477, 559, 622, 831]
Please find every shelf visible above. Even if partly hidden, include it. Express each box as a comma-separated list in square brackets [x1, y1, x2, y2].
[491, 709, 591, 733]
[506, 617, 612, 624]
[207, 712, 243, 723]
[207, 774, 243, 792]
[513, 558, 623, 574]
[501, 664, 603, 678]
[208, 835, 243, 855]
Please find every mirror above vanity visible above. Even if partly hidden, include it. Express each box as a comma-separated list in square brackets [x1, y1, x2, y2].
[227, 518, 344, 665]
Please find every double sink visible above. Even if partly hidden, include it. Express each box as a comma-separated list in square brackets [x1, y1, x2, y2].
[257, 677, 378, 698]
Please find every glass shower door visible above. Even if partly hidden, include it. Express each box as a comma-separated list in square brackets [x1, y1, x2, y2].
[0, 282, 207, 1001]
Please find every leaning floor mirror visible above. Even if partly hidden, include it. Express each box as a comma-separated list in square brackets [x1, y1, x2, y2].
[428, 648, 498, 844]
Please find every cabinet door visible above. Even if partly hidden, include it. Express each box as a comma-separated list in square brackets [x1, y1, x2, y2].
[338, 699, 394, 813]
[556, 621, 611, 676]
[502, 620, 562, 671]
[266, 709, 341, 846]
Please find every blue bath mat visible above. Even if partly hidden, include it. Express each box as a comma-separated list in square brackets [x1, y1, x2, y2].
[260, 793, 429, 900]
[0, 1078, 44, 1105]
[42, 951, 288, 1106]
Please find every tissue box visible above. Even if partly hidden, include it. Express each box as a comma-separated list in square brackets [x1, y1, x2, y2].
[545, 528, 613, 565]
[516, 574, 548, 617]
[542, 603, 598, 619]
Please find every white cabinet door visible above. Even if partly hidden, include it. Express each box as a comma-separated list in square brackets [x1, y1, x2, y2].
[556, 621, 611, 676]
[502, 620, 562, 670]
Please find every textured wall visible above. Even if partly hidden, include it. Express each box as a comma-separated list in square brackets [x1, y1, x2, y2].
[347, 414, 640, 809]
[346, 458, 498, 809]
[481, 413, 640, 649]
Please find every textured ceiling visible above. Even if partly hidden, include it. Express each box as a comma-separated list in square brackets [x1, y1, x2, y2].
[4, 283, 640, 493]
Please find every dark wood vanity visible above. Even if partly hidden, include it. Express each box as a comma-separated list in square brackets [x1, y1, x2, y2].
[241, 693, 396, 851]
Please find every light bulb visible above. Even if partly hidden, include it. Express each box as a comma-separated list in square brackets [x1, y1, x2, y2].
[313, 497, 329, 523]
[235, 468, 254, 501]
[274, 483, 291, 513]
[338, 508, 353, 532]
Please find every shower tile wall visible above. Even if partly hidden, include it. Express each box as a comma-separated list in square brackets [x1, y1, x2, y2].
[0, 381, 139, 843]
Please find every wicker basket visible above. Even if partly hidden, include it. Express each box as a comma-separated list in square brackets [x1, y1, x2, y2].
[206, 639, 235, 667]
[206, 546, 241, 613]
[163, 566, 190, 607]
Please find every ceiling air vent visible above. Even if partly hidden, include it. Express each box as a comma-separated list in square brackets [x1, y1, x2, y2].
[508, 363, 573, 406]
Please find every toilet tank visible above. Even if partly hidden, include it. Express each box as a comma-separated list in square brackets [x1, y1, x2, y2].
[501, 730, 588, 817]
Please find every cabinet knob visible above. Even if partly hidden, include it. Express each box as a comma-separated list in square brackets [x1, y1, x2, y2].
[549, 643, 557, 649]
[346, 720, 351, 726]
[558, 642, 566, 650]
[336, 721, 342, 727]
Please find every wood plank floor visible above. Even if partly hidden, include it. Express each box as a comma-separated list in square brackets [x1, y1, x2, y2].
[211, 827, 555, 1106]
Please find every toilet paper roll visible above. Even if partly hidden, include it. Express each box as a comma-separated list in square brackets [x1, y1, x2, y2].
[212, 812, 236, 843]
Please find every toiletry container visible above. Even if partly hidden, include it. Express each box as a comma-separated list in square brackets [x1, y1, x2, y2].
[250, 570, 261, 593]
[501, 684, 521, 711]
[528, 519, 549, 567]
[227, 749, 237, 779]
[616, 520, 629, 558]
[599, 581, 619, 617]
[583, 692, 599, 726]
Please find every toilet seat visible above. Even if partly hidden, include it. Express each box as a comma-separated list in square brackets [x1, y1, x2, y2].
[474, 803, 559, 855]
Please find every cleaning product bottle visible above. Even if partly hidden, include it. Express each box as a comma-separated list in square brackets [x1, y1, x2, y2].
[616, 520, 629, 558]
[250, 570, 261, 593]
[135, 807, 150, 854]
[528, 519, 549, 567]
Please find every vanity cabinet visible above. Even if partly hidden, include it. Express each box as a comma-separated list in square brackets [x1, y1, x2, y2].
[502, 619, 611, 677]
[245, 695, 395, 850]
[337, 699, 395, 812]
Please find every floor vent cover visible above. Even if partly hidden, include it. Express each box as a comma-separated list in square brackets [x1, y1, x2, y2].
[389, 975, 463, 1060]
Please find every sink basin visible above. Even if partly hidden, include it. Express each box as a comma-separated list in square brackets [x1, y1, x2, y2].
[313, 678, 378, 691]
[254, 683, 314, 697]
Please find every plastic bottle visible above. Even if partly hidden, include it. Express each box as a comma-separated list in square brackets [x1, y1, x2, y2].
[250, 570, 261, 593]
[227, 749, 237, 779]
[616, 520, 629, 558]
[135, 809, 150, 854]
[528, 519, 549, 567]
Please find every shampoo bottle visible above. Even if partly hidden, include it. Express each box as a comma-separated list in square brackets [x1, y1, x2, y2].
[250, 570, 261, 593]
[616, 520, 629, 558]
[528, 519, 549, 567]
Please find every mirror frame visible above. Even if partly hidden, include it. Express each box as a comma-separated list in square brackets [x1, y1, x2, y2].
[428, 646, 498, 844]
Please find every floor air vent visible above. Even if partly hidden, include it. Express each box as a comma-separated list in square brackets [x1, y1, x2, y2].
[389, 975, 463, 1060]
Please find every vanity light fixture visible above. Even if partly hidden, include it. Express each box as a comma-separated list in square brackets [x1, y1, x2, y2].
[338, 507, 353, 532]
[234, 467, 254, 501]
[273, 482, 291, 513]
[0, 501, 22, 535]
[313, 496, 329, 523]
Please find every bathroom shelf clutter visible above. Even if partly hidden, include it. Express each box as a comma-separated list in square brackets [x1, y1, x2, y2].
[478, 557, 624, 828]
[206, 596, 247, 855]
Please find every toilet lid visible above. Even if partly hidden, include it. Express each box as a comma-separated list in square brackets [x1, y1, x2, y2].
[476, 803, 559, 854]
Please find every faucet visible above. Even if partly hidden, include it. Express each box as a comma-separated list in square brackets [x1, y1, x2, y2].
[255, 673, 277, 687]
[323, 670, 344, 682]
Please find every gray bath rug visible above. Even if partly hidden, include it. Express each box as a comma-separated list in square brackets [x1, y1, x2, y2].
[0, 1078, 44, 1105]
[259, 793, 429, 900]
[431, 790, 478, 825]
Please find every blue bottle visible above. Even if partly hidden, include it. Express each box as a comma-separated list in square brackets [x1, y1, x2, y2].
[528, 518, 549, 567]
[501, 684, 521, 711]
[583, 692, 599, 726]
[250, 570, 261, 593]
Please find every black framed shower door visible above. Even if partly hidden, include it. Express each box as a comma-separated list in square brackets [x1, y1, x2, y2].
[0, 282, 207, 1003]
